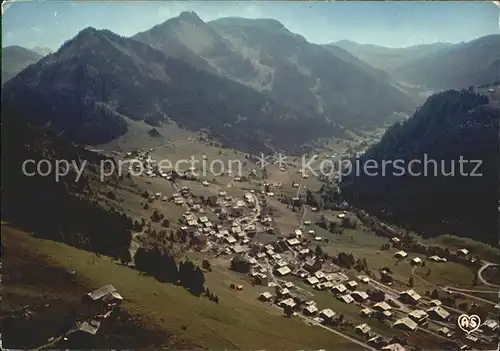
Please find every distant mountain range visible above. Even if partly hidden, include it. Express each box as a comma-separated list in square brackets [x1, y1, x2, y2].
[333, 35, 500, 91]
[2, 46, 43, 84]
[3, 12, 498, 152]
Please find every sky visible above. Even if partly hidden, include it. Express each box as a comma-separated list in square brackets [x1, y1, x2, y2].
[2, 1, 499, 51]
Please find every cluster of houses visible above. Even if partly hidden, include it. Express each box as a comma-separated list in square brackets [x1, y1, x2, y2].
[169, 188, 266, 254]
[232, 225, 481, 347]
[63, 285, 123, 341]
[392, 247, 474, 266]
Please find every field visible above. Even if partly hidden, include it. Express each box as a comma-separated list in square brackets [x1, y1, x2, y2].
[1, 223, 365, 350]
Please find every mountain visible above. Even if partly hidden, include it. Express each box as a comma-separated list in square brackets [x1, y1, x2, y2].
[341, 89, 499, 245]
[334, 36, 500, 91]
[332, 40, 453, 74]
[2, 45, 43, 84]
[392, 35, 500, 91]
[322, 44, 390, 82]
[31, 46, 54, 56]
[2, 27, 345, 154]
[133, 13, 415, 129]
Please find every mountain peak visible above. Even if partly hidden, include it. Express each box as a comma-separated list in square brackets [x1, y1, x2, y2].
[178, 11, 202, 22]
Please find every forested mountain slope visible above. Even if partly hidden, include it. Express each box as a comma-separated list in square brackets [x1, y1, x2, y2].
[341, 90, 499, 245]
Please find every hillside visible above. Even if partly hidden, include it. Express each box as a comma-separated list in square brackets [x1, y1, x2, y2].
[392, 35, 500, 90]
[2, 45, 43, 84]
[340, 89, 499, 245]
[2, 27, 346, 154]
[1, 106, 133, 256]
[133, 13, 415, 129]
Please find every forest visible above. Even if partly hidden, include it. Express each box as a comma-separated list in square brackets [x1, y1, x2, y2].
[341, 90, 499, 245]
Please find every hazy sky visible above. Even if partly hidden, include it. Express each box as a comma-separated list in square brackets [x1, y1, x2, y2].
[3, 1, 499, 51]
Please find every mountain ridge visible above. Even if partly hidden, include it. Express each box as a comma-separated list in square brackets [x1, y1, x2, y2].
[2, 45, 43, 84]
[3, 26, 346, 154]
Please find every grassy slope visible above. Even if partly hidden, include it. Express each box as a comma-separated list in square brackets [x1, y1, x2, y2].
[1, 223, 363, 350]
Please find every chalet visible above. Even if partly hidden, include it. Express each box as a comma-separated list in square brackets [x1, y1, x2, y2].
[338, 294, 354, 304]
[346, 280, 358, 290]
[224, 236, 236, 245]
[306, 276, 320, 286]
[373, 302, 392, 313]
[399, 290, 421, 304]
[429, 299, 442, 307]
[391, 237, 401, 244]
[73, 319, 102, 336]
[382, 343, 406, 351]
[427, 306, 450, 321]
[394, 251, 408, 259]
[248, 257, 257, 265]
[351, 291, 369, 303]
[393, 317, 418, 331]
[303, 304, 319, 316]
[187, 219, 198, 227]
[314, 271, 326, 281]
[298, 248, 310, 258]
[232, 245, 246, 254]
[296, 271, 308, 279]
[410, 257, 423, 266]
[319, 308, 336, 321]
[82, 285, 122, 314]
[331, 284, 347, 294]
[278, 298, 296, 309]
[360, 307, 374, 318]
[266, 249, 275, 257]
[231, 226, 243, 234]
[368, 335, 388, 348]
[258, 292, 272, 302]
[304, 258, 322, 273]
[456, 248, 469, 257]
[276, 266, 292, 276]
[408, 309, 429, 325]
[219, 229, 230, 237]
[480, 319, 499, 334]
[358, 275, 370, 284]
[438, 327, 452, 337]
[355, 323, 371, 336]
[272, 253, 282, 260]
[315, 282, 333, 290]
[275, 260, 288, 268]
[278, 288, 292, 297]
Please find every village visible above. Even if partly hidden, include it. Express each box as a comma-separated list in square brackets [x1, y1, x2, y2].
[88, 146, 500, 351]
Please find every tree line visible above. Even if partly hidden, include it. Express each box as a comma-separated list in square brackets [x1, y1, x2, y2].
[134, 246, 218, 301]
[1, 111, 133, 258]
